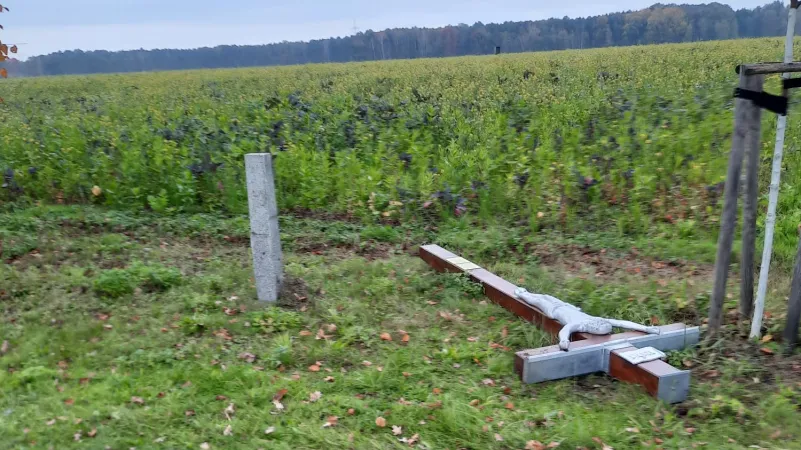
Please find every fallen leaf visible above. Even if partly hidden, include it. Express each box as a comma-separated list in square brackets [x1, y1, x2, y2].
[376, 417, 387, 427]
[547, 443, 560, 449]
[402, 334, 410, 343]
[46, 419, 56, 426]
[625, 427, 640, 433]
[654, 438, 664, 444]
[309, 364, 321, 372]
[377, 366, 384, 372]
[324, 376, 335, 382]
[501, 327, 508, 338]
[426, 301, 438, 305]
[265, 426, 275, 435]
[74, 418, 82, 424]
[223, 424, 233, 436]
[91, 185, 102, 197]
[74, 432, 81, 442]
[322, 416, 338, 428]
[380, 332, 393, 341]
[762, 334, 774, 343]
[58, 360, 69, 369]
[685, 427, 696, 434]
[238, 352, 257, 363]
[215, 395, 228, 401]
[770, 430, 782, 439]
[200, 443, 210, 450]
[525, 441, 545, 450]
[316, 328, 332, 340]
[310, 391, 322, 402]
[299, 330, 313, 336]
[482, 378, 496, 386]
[87, 429, 97, 438]
[64, 398, 75, 406]
[408, 434, 420, 445]
[469, 399, 480, 406]
[505, 402, 515, 410]
[326, 323, 337, 332]
[185, 410, 196, 417]
[273, 400, 284, 411]
[0, 340, 8, 354]
[224, 403, 236, 419]
[392, 425, 403, 435]
[402, 372, 412, 377]
[760, 347, 775, 355]
[348, 408, 356, 415]
[362, 360, 373, 366]
[467, 337, 478, 342]
[495, 433, 504, 441]
[432, 388, 442, 394]
[273, 389, 288, 402]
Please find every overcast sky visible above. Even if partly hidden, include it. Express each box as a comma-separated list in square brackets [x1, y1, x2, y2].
[2, 0, 778, 58]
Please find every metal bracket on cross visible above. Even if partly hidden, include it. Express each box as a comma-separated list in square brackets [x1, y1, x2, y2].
[419, 244, 700, 404]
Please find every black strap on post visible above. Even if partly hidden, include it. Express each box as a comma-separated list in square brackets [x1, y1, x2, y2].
[783, 77, 801, 90]
[734, 88, 788, 116]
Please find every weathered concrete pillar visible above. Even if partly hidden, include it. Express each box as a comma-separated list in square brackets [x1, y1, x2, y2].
[245, 153, 283, 302]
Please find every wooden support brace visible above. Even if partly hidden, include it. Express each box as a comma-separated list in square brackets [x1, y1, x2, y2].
[419, 244, 699, 403]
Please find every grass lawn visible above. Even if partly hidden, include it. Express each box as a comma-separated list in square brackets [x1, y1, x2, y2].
[1, 206, 800, 449]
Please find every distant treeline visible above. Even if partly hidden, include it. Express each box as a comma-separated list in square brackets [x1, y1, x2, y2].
[2, 1, 795, 76]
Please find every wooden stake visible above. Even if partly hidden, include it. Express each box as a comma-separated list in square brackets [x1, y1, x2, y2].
[740, 75, 765, 320]
[783, 227, 801, 351]
[709, 72, 763, 333]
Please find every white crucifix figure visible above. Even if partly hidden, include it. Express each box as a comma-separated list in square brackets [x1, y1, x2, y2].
[514, 287, 661, 351]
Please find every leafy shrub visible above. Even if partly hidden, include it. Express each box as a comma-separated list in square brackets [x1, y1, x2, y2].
[248, 307, 303, 334]
[93, 269, 136, 298]
[130, 262, 182, 292]
[360, 225, 400, 243]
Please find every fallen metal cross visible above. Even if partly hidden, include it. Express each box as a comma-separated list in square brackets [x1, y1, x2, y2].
[419, 245, 700, 403]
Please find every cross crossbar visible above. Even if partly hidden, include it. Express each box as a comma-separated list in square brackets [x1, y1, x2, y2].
[419, 244, 700, 403]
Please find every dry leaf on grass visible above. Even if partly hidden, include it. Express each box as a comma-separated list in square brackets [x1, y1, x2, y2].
[401, 334, 410, 343]
[482, 378, 495, 386]
[494, 433, 504, 441]
[308, 364, 321, 372]
[309, 391, 322, 402]
[223, 424, 233, 436]
[87, 429, 97, 438]
[322, 416, 338, 428]
[504, 402, 515, 410]
[392, 425, 403, 436]
[324, 376, 335, 382]
[272, 400, 284, 411]
[265, 426, 275, 435]
[200, 443, 210, 450]
[380, 332, 393, 341]
[224, 403, 236, 420]
[299, 330, 313, 336]
[64, 398, 75, 406]
[347, 408, 355, 415]
[273, 389, 288, 401]
[375, 417, 387, 427]
[238, 352, 256, 363]
[625, 427, 640, 433]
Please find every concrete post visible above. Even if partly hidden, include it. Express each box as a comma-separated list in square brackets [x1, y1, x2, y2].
[245, 153, 283, 302]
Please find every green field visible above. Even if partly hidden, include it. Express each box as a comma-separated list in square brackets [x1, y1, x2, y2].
[3, 38, 801, 263]
[3, 39, 801, 449]
[1, 206, 800, 449]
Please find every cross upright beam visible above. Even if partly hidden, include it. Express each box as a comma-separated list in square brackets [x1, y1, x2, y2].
[419, 244, 700, 403]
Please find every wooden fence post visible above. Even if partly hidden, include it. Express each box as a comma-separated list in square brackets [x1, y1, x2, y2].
[783, 226, 801, 352]
[709, 72, 764, 333]
[740, 76, 765, 321]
